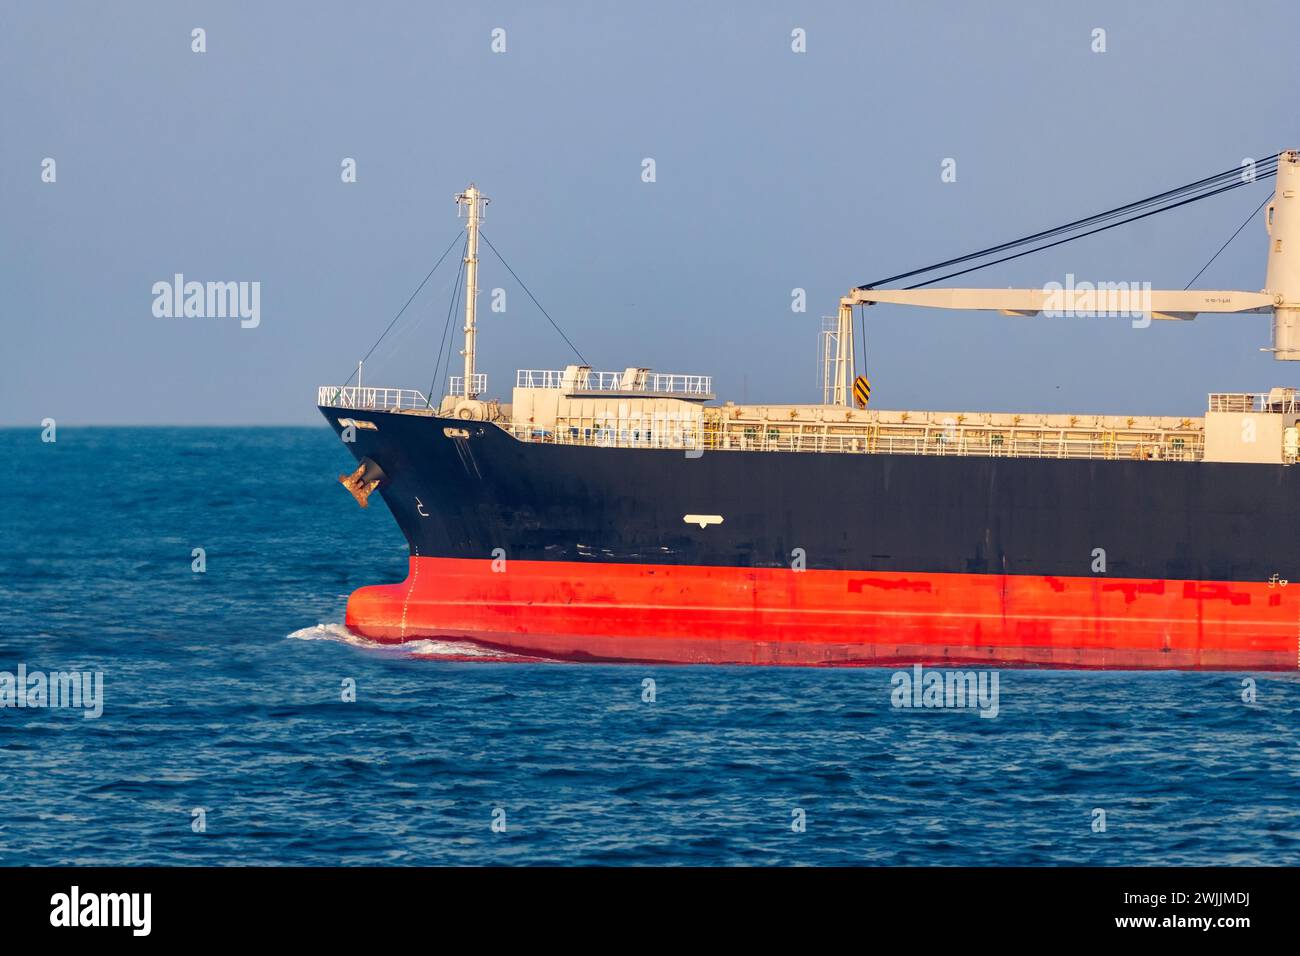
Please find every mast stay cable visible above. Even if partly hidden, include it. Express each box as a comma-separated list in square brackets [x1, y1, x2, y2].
[479, 230, 589, 366]
[427, 238, 469, 407]
[329, 230, 465, 403]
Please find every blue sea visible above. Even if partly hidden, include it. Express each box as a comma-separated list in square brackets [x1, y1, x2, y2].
[3, 426, 1299, 866]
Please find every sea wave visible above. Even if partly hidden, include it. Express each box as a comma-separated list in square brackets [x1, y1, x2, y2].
[286, 623, 544, 661]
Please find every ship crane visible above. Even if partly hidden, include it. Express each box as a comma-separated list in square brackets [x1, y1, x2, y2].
[826, 149, 1300, 405]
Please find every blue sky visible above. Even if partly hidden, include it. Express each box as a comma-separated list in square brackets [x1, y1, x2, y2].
[3, 0, 1298, 424]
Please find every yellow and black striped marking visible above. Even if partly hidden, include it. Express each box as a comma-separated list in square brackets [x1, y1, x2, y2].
[853, 375, 871, 408]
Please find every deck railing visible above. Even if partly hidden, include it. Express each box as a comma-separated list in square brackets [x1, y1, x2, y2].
[448, 374, 488, 398]
[317, 385, 431, 410]
[515, 369, 713, 396]
[505, 419, 1205, 461]
[1208, 391, 1299, 414]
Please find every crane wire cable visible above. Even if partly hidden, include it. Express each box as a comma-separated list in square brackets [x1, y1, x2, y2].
[859, 154, 1280, 290]
[1183, 192, 1274, 290]
[898, 171, 1277, 290]
[861, 155, 1278, 289]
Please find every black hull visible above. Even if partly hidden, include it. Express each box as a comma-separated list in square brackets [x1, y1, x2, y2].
[321, 406, 1300, 584]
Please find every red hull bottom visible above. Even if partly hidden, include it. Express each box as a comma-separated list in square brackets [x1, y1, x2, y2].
[344, 557, 1300, 669]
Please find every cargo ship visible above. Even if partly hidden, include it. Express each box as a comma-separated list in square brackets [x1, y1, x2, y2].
[318, 153, 1300, 668]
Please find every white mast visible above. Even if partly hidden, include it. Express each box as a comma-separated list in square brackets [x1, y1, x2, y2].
[831, 300, 856, 405]
[1266, 150, 1300, 358]
[455, 184, 490, 398]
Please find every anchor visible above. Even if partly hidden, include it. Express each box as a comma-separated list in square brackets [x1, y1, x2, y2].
[338, 457, 386, 508]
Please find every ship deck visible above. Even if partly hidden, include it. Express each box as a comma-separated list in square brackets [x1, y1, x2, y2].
[516, 403, 1205, 461]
